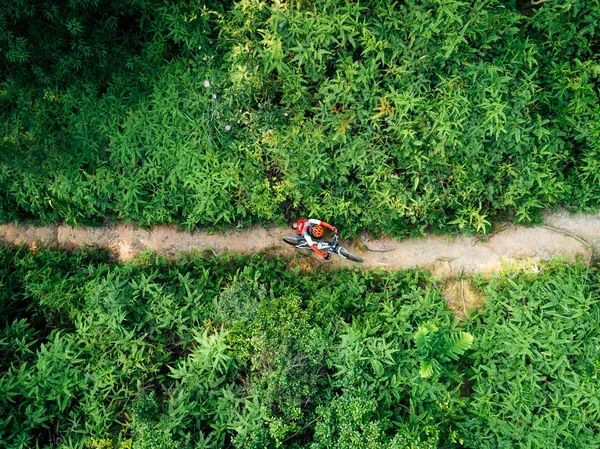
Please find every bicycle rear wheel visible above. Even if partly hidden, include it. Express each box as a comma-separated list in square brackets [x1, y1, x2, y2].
[283, 237, 299, 246]
[337, 247, 363, 263]
[283, 237, 313, 256]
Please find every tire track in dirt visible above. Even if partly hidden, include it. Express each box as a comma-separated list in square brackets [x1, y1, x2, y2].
[1, 211, 598, 277]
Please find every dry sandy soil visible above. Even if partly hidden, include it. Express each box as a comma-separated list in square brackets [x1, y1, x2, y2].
[1, 211, 597, 274]
[3, 211, 598, 317]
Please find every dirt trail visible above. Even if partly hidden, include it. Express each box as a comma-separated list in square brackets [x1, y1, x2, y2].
[1, 211, 599, 277]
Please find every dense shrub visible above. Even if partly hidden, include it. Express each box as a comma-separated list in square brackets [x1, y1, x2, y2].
[462, 262, 600, 448]
[1, 245, 599, 448]
[1, 0, 599, 234]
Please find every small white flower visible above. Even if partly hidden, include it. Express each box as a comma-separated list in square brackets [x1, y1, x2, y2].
[204, 80, 210, 88]
[225, 125, 231, 131]
[212, 93, 217, 99]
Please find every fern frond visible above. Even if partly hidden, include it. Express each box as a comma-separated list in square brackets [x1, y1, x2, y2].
[419, 359, 441, 379]
[414, 323, 438, 350]
[445, 332, 474, 360]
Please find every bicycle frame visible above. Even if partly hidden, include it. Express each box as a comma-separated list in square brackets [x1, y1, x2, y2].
[294, 235, 339, 253]
[284, 234, 362, 262]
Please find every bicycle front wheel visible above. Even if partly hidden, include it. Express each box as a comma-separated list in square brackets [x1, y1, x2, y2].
[337, 247, 363, 263]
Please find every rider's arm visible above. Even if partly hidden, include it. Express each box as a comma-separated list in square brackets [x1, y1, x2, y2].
[308, 219, 338, 234]
[304, 233, 327, 258]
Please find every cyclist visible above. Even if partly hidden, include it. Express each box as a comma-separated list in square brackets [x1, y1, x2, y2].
[292, 218, 339, 260]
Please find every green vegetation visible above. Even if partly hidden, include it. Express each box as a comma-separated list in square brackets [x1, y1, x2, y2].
[1, 245, 599, 448]
[3, 1, 599, 447]
[2, 0, 599, 235]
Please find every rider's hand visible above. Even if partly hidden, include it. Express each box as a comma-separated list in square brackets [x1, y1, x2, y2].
[333, 227, 339, 235]
[324, 253, 332, 261]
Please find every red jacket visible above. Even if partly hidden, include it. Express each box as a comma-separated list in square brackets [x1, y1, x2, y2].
[295, 218, 338, 258]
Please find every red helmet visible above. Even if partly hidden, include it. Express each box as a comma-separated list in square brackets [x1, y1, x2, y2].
[310, 225, 324, 238]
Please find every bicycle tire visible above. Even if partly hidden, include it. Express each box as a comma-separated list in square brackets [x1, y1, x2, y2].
[283, 237, 299, 246]
[337, 247, 363, 263]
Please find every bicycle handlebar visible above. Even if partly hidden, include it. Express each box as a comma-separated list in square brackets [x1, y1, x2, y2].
[331, 234, 339, 249]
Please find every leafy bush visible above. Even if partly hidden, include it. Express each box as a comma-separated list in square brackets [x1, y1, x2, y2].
[1, 0, 599, 233]
[1, 244, 599, 448]
[462, 262, 600, 448]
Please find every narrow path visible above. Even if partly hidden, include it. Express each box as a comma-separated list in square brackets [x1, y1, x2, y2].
[1, 211, 599, 277]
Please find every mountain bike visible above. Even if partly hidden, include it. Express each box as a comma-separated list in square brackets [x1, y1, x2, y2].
[282, 234, 363, 263]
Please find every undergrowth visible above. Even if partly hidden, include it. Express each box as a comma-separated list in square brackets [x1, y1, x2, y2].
[1, 244, 598, 448]
[1, 0, 599, 235]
